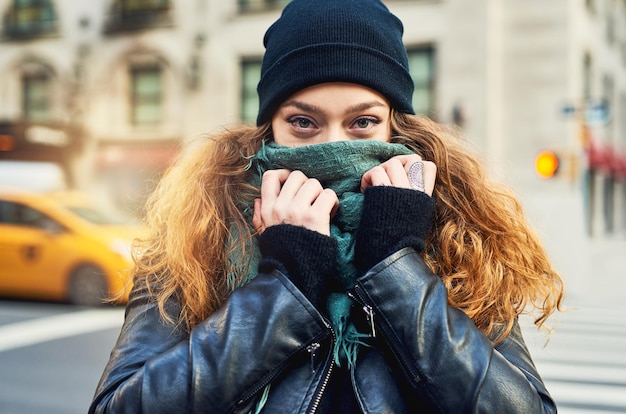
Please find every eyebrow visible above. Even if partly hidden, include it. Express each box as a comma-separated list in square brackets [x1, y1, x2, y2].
[280, 100, 387, 115]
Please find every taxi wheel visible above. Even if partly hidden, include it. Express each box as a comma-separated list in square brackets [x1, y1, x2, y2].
[68, 265, 109, 307]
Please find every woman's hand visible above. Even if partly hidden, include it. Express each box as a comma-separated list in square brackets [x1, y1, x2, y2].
[253, 169, 339, 236]
[360, 155, 437, 196]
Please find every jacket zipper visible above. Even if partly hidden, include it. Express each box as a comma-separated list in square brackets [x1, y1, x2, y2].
[306, 343, 321, 373]
[308, 357, 334, 413]
[308, 318, 336, 414]
[236, 357, 290, 411]
[236, 333, 331, 412]
[350, 284, 423, 384]
[347, 290, 376, 338]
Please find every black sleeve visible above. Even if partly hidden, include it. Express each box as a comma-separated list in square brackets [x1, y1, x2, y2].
[352, 249, 556, 413]
[258, 224, 337, 309]
[355, 186, 435, 274]
[89, 272, 331, 414]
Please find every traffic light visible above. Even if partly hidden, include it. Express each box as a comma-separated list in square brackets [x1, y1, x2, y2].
[0, 135, 15, 151]
[535, 150, 559, 179]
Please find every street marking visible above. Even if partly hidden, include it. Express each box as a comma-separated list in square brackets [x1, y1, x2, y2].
[0, 309, 124, 352]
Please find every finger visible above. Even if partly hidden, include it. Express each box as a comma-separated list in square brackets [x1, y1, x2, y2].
[307, 188, 339, 236]
[406, 160, 437, 195]
[274, 170, 309, 204]
[252, 198, 264, 234]
[271, 171, 312, 222]
[381, 157, 412, 188]
[312, 188, 339, 218]
[260, 169, 291, 205]
[360, 165, 392, 192]
[295, 177, 326, 206]
[278, 177, 325, 224]
[260, 169, 294, 223]
[422, 161, 437, 196]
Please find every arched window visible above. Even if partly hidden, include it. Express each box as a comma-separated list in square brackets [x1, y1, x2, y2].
[130, 64, 162, 125]
[240, 58, 262, 123]
[2, 0, 57, 40]
[20, 61, 55, 122]
[22, 72, 51, 121]
[104, 0, 172, 33]
[239, 0, 291, 13]
[407, 46, 436, 117]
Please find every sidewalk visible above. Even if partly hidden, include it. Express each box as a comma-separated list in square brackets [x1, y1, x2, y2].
[518, 184, 626, 413]
[520, 182, 626, 311]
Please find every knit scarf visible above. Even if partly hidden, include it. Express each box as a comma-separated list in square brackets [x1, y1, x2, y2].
[228, 140, 413, 368]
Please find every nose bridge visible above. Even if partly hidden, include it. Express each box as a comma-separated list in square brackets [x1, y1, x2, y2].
[326, 122, 349, 142]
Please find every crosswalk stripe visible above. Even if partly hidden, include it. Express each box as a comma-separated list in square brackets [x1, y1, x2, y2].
[538, 363, 626, 386]
[521, 306, 626, 414]
[0, 308, 124, 352]
[546, 382, 626, 411]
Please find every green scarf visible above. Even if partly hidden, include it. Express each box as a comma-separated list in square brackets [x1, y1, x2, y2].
[228, 140, 414, 367]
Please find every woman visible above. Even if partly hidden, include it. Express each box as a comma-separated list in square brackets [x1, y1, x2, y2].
[90, 0, 564, 412]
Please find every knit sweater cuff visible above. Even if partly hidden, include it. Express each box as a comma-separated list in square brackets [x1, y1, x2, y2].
[258, 224, 337, 308]
[355, 186, 435, 274]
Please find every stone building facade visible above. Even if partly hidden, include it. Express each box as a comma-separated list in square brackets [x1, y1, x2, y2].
[0, 0, 625, 232]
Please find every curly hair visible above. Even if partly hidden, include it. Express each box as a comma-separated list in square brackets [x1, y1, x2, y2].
[390, 112, 563, 342]
[133, 113, 563, 343]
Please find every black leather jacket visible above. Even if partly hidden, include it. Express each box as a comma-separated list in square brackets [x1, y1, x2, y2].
[89, 247, 556, 413]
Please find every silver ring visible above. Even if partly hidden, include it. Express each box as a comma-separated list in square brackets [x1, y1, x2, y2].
[407, 161, 425, 192]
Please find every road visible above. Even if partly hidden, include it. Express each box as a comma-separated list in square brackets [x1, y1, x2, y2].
[520, 179, 626, 413]
[522, 305, 626, 413]
[0, 301, 124, 414]
[2, 282, 625, 413]
[519, 223, 626, 413]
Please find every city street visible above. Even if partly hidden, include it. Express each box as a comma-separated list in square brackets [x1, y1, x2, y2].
[520, 180, 626, 413]
[0, 301, 123, 414]
[1, 0, 625, 412]
[522, 305, 626, 413]
[0, 183, 625, 413]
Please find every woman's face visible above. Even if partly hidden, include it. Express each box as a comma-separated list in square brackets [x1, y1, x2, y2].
[271, 82, 392, 147]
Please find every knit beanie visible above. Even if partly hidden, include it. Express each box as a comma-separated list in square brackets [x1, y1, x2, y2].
[256, 0, 415, 126]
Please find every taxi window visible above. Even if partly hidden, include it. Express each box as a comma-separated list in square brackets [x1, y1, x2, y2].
[0, 200, 62, 231]
[0, 200, 19, 224]
[67, 207, 128, 225]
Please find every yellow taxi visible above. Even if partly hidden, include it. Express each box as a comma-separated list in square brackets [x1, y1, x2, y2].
[0, 188, 136, 306]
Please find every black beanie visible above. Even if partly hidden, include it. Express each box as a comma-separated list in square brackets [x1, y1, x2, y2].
[256, 0, 415, 126]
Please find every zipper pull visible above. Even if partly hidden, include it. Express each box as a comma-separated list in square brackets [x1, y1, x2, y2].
[348, 290, 377, 338]
[306, 342, 321, 374]
[363, 304, 376, 338]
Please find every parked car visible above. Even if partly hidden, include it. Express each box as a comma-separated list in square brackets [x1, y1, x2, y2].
[0, 188, 136, 306]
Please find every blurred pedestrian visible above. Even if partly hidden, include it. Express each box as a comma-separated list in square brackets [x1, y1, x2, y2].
[90, 0, 564, 412]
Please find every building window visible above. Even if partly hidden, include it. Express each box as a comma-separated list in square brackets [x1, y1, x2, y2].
[407, 47, 436, 116]
[121, 0, 170, 12]
[130, 66, 162, 126]
[239, 0, 290, 13]
[606, 8, 615, 45]
[620, 93, 626, 148]
[22, 73, 51, 122]
[583, 53, 593, 101]
[3, 0, 57, 40]
[105, 0, 172, 33]
[602, 74, 614, 124]
[240, 59, 262, 123]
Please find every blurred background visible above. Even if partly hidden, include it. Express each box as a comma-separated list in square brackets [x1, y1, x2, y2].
[0, 0, 625, 413]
